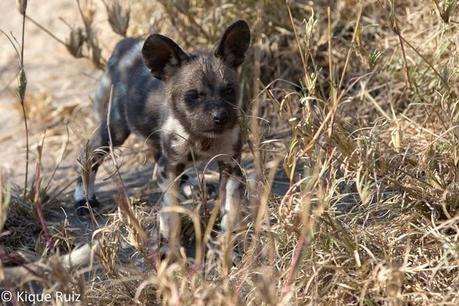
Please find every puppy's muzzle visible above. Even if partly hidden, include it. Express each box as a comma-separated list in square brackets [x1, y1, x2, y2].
[212, 109, 229, 126]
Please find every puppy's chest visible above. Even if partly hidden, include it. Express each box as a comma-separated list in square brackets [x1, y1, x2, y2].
[162, 118, 239, 163]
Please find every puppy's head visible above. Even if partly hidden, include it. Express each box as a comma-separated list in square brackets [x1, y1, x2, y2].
[142, 20, 250, 138]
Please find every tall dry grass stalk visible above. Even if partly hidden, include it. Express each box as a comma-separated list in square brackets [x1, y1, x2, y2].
[17, 0, 29, 200]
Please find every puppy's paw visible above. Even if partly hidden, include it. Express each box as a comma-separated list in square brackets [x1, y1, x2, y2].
[74, 196, 101, 216]
[218, 238, 242, 266]
[231, 249, 242, 266]
[179, 180, 218, 199]
[157, 238, 183, 262]
[205, 184, 218, 199]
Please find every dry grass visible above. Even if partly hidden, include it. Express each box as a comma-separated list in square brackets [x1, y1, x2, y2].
[1, 0, 459, 305]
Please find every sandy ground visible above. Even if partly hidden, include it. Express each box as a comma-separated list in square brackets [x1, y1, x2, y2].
[0, 0, 121, 185]
[0, 0, 94, 167]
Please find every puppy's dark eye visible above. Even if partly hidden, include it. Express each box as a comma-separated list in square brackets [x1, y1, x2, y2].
[185, 89, 200, 102]
[221, 86, 235, 98]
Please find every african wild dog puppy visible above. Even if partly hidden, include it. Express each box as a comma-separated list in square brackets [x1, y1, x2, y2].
[73, 20, 251, 255]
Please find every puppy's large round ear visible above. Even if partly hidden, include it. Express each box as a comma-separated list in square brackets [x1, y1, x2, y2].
[215, 20, 251, 69]
[142, 34, 189, 80]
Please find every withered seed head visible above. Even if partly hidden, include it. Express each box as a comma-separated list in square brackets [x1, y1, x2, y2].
[65, 27, 85, 58]
[89, 36, 104, 69]
[16, 0, 27, 15]
[17, 68, 27, 103]
[78, 0, 96, 29]
[103, 0, 130, 37]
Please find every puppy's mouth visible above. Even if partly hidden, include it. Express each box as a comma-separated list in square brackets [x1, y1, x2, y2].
[202, 128, 225, 137]
[205, 121, 236, 134]
[200, 126, 230, 138]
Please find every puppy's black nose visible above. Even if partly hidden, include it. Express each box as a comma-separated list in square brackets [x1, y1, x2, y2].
[212, 110, 228, 125]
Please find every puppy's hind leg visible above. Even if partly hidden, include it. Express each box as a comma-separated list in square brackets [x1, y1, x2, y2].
[74, 117, 130, 215]
[74, 70, 111, 211]
[74, 136, 104, 214]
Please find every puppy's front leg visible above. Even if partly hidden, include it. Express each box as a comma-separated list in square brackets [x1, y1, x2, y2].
[218, 161, 243, 235]
[157, 156, 184, 257]
[218, 161, 243, 267]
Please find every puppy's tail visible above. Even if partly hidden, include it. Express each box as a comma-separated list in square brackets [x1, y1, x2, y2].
[94, 69, 112, 120]
[94, 37, 143, 120]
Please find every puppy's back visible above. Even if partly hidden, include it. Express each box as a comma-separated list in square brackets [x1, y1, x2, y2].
[94, 38, 144, 119]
